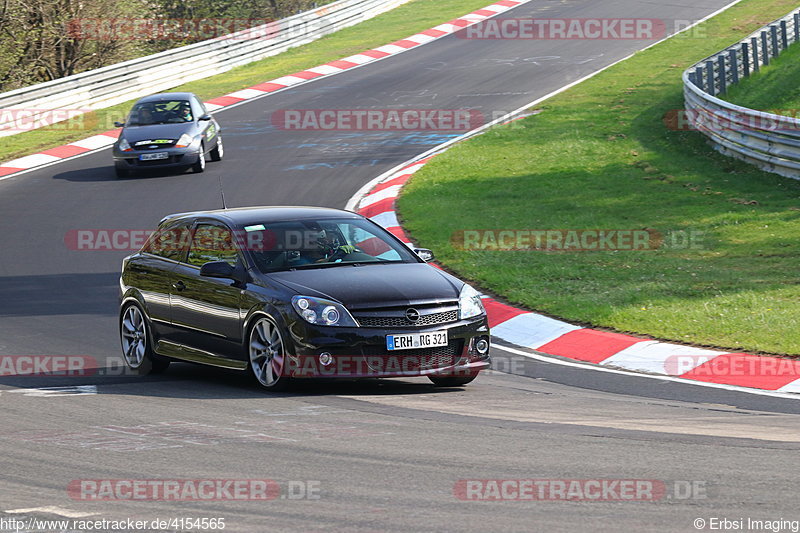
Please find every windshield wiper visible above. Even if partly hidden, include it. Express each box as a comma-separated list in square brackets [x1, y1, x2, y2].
[287, 262, 350, 270]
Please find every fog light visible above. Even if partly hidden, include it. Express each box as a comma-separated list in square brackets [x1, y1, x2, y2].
[475, 338, 490, 355]
[319, 352, 334, 366]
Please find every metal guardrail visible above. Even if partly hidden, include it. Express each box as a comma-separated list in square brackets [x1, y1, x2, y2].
[0, 0, 410, 137]
[682, 8, 800, 179]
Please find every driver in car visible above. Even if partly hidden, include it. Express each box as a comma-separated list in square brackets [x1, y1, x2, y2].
[179, 104, 193, 122]
[288, 229, 356, 266]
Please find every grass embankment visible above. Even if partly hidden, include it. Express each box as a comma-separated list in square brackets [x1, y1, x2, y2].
[398, 0, 800, 355]
[1, 0, 492, 163]
[722, 37, 800, 109]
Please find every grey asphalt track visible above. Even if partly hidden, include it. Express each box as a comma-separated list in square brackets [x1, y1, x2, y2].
[4, 1, 800, 531]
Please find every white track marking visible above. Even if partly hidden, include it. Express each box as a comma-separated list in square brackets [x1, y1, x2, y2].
[5, 506, 98, 518]
[3, 385, 97, 397]
[494, 344, 800, 400]
[345, 0, 746, 211]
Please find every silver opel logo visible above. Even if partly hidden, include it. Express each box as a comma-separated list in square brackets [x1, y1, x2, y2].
[405, 308, 420, 322]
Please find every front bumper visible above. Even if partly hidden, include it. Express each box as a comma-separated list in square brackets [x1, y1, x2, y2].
[113, 148, 201, 170]
[284, 316, 491, 379]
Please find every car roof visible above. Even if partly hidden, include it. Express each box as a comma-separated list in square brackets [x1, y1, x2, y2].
[159, 206, 363, 227]
[136, 92, 197, 104]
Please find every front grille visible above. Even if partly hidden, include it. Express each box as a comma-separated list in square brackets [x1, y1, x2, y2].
[361, 340, 463, 371]
[134, 140, 176, 149]
[355, 309, 458, 328]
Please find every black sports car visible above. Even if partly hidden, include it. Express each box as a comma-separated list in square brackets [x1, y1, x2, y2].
[119, 206, 491, 390]
[112, 92, 223, 178]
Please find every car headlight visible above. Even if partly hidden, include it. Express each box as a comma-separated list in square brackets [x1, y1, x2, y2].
[175, 133, 193, 148]
[291, 296, 358, 327]
[119, 138, 132, 152]
[459, 284, 485, 320]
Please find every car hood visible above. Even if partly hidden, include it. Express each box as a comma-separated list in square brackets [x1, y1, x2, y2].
[266, 263, 463, 309]
[121, 123, 195, 141]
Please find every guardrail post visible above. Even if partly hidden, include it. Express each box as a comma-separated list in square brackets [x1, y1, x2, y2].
[717, 55, 727, 94]
[706, 60, 716, 96]
[695, 66, 705, 91]
[771, 25, 780, 55]
[761, 31, 770, 65]
[729, 49, 739, 84]
[780, 20, 789, 49]
[741, 42, 750, 77]
[751, 37, 760, 71]
[794, 13, 799, 43]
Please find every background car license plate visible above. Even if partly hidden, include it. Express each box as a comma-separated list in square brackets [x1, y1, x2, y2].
[387, 331, 448, 351]
[140, 152, 168, 161]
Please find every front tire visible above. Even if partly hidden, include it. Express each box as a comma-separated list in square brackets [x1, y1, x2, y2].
[248, 316, 290, 391]
[192, 146, 206, 173]
[120, 303, 170, 375]
[210, 136, 223, 162]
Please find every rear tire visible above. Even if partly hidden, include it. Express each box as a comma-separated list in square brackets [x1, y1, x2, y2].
[210, 136, 223, 162]
[192, 146, 206, 173]
[120, 303, 170, 375]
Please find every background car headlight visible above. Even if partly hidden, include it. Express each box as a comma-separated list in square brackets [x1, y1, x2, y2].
[459, 284, 485, 319]
[119, 138, 132, 152]
[291, 296, 358, 327]
[175, 133, 194, 148]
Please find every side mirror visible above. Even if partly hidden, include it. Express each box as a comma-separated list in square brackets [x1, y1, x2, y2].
[114, 121, 125, 128]
[200, 260, 236, 279]
[198, 114, 212, 121]
[413, 248, 434, 262]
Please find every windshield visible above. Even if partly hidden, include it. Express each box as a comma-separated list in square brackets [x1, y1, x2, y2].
[243, 218, 420, 273]
[126, 100, 193, 126]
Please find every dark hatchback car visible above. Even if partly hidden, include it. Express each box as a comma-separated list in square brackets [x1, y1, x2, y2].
[119, 206, 491, 390]
[112, 92, 223, 178]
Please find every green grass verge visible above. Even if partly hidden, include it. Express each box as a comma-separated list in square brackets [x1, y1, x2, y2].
[723, 37, 800, 109]
[398, 0, 800, 355]
[0, 0, 492, 164]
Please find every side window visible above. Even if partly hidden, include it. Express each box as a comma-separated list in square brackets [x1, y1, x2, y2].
[194, 98, 208, 117]
[143, 222, 192, 261]
[186, 224, 239, 267]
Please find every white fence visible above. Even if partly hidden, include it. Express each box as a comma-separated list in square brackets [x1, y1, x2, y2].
[0, 0, 410, 137]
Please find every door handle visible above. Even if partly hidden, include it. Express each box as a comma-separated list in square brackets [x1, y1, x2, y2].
[172, 281, 186, 291]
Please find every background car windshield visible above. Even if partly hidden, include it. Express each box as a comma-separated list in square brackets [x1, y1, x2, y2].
[245, 218, 419, 272]
[127, 100, 193, 126]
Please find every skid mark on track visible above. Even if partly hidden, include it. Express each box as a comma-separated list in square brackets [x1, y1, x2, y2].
[340, 389, 800, 443]
[1, 413, 397, 452]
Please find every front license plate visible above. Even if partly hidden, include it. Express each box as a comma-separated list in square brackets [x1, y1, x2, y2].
[387, 331, 448, 351]
[139, 152, 169, 161]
